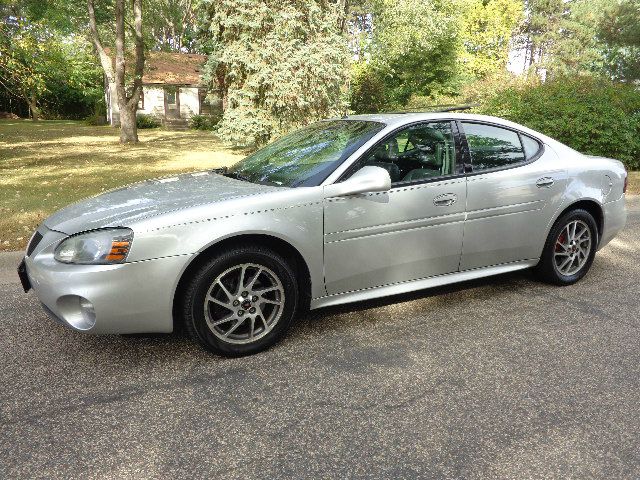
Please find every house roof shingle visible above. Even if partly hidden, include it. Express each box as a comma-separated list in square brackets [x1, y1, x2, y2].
[142, 52, 207, 85]
[104, 49, 207, 86]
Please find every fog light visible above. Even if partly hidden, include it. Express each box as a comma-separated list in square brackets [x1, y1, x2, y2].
[56, 295, 97, 330]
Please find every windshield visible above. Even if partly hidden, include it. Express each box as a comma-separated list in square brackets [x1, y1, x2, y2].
[226, 120, 385, 187]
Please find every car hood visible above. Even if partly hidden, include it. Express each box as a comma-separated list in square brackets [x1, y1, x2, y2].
[43, 171, 281, 235]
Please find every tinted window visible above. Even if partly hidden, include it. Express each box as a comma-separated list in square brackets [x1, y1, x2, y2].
[346, 121, 456, 184]
[227, 120, 385, 187]
[462, 122, 525, 170]
[521, 134, 542, 159]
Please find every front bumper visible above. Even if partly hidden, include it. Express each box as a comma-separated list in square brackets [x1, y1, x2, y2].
[24, 230, 190, 334]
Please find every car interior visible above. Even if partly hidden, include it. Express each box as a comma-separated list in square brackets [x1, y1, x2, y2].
[361, 122, 456, 183]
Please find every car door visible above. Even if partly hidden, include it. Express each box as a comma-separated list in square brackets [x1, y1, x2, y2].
[458, 121, 568, 270]
[323, 121, 467, 295]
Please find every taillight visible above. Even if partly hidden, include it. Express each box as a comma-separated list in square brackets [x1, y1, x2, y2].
[623, 171, 628, 194]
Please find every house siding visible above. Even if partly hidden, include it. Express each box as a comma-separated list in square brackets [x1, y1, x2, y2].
[106, 84, 202, 126]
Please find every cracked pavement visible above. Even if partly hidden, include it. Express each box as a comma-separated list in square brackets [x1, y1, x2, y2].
[1, 196, 639, 479]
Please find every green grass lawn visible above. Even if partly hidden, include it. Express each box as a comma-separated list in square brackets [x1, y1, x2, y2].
[0, 120, 244, 251]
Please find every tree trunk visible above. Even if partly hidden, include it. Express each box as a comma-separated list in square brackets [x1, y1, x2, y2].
[87, 0, 144, 144]
[119, 106, 138, 143]
[113, 0, 138, 142]
[27, 96, 40, 120]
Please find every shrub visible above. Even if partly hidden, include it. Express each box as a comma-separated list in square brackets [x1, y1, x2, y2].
[190, 113, 221, 131]
[476, 75, 640, 170]
[349, 62, 387, 114]
[136, 114, 161, 129]
[85, 112, 107, 126]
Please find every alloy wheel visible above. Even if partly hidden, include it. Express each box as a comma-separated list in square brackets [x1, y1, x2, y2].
[203, 263, 285, 344]
[553, 220, 592, 276]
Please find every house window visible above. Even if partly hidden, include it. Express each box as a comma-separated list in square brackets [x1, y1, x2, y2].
[166, 90, 177, 105]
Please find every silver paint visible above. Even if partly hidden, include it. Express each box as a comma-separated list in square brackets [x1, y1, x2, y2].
[24, 113, 628, 334]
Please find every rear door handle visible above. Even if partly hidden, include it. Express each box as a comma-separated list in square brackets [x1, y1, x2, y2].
[433, 193, 457, 206]
[536, 177, 554, 188]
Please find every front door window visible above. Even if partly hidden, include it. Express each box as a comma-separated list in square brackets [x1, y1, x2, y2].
[346, 121, 457, 184]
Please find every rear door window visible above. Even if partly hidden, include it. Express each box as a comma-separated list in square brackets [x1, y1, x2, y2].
[461, 122, 526, 171]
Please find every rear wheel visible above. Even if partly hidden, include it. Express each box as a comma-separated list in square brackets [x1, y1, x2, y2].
[535, 209, 598, 285]
[182, 245, 298, 356]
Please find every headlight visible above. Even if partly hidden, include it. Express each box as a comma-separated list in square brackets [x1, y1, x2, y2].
[54, 228, 134, 264]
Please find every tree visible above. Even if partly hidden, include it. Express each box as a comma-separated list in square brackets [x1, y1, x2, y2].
[0, 7, 100, 120]
[367, 0, 460, 107]
[458, 0, 524, 80]
[198, 0, 350, 147]
[87, 0, 144, 143]
[0, 18, 49, 119]
[598, 0, 640, 82]
[519, 0, 601, 78]
[348, 0, 464, 111]
[146, 0, 197, 52]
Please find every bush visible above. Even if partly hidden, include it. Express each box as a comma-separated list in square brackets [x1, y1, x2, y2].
[136, 114, 161, 129]
[476, 75, 640, 170]
[349, 62, 388, 114]
[190, 113, 221, 131]
[85, 112, 107, 126]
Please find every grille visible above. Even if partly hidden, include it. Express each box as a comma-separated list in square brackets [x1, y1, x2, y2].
[26, 231, 43, 257]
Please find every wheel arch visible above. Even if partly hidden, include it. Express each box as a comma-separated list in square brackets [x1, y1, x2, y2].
[549, 198, 604, 244]
[171, 233, 313, 332]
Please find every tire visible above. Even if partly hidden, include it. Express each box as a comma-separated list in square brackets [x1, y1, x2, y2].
[535, 208, 598, 286]
[182, 245, 299, 356]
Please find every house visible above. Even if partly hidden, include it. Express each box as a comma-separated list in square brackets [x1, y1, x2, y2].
[105, 51, 218, 127]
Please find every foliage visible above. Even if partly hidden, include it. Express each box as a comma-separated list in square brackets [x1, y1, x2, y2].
[476, 75, 640, 169]
[145, 0, 198, 52]
[136, 114, 161, 129]
[349, 0, 523, 112]
[458, 0, 524, 80]
[198, 0, 350, 147]
[365, 0, 460, 108]
[348, 61, 386, 114]
[598, 0, 640, 82]
[190, 113, 221, 131]
[518, 0, 604, 78]
[0, 16, 102, 119]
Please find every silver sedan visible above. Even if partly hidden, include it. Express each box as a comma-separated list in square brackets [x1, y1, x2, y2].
[19, 113, 628, 356]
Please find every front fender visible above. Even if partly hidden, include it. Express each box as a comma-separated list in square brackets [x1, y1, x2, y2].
[126, 186, 325, 298]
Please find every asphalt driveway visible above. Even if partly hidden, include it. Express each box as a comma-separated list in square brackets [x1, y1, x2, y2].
[1, 197, 639, 479]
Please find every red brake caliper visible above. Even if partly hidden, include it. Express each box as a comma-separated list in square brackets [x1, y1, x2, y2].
[555, 233, 565, 252]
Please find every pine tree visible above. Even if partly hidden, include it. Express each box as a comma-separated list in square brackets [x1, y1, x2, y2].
[198, 0, 350, 147]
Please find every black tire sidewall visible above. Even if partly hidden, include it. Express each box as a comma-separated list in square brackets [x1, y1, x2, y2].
[183, 246, 298, 356]
[539, 209, 598, 285]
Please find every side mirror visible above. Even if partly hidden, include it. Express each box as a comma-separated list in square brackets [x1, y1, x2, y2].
[324, 166, 392, 198]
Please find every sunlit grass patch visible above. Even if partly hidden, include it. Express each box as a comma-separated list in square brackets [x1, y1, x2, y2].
[0, 119, 245, 251]
[628, 171, 639, 196]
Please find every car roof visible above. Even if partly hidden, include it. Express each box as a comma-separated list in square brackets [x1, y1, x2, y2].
[346, 112, 512, 126]
[343, 112, 555, 145]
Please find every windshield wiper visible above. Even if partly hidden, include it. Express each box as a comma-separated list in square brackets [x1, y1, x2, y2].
[223, 171, 252, 183]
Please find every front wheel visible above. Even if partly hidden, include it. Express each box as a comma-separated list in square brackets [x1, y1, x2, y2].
[535, 209, 598, 285]
[181, 245, 299, 356]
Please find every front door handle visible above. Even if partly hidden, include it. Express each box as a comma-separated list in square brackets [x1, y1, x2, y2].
[536, 177, 554, 188]
[433, 193, 457, 207]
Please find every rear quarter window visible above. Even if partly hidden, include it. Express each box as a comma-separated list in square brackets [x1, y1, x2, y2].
[521, 134, 542, 160]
